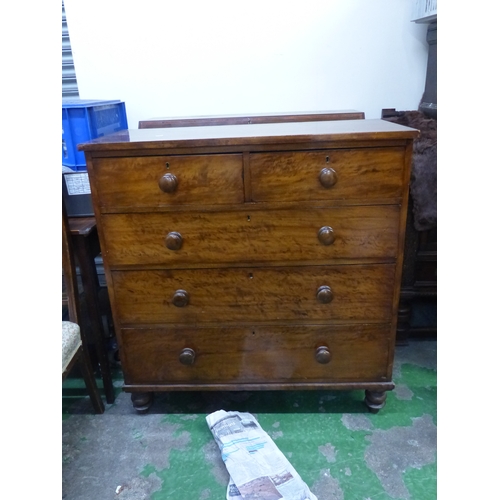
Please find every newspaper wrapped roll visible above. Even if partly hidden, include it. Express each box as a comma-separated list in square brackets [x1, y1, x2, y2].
[206, 410, 317, 500]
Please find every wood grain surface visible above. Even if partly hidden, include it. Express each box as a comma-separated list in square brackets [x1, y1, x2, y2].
[101, 205, 400, 267]
[92, 153, 244, 209]
[250, 147, 406, 202]
[119, 324, 391, 384]
[111, 264, 395, 325]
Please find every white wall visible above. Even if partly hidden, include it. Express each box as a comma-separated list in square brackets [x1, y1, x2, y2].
[64, 0, 429, 127]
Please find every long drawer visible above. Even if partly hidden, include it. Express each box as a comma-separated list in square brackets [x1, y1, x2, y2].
[101, 205, 400, 267]
[91, 153, 244, 210]
[119, 324, 391, 385]
[111, 264, 395, 325]
[249, 147, 406, 202]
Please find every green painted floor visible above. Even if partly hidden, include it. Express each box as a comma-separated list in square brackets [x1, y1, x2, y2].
[62, 339, 436, 500]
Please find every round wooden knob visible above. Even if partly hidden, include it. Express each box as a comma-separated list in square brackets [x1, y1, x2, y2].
[172, 289, 189, 307]
[318, 226, 335, 246]
[315, 346, 331, 364]
[179, 348, 196, 365]
[316, 285, 333, 304]
[319, 168, 338, 188]
[159, 173, 178, 193]
[165, 231, 183, 250]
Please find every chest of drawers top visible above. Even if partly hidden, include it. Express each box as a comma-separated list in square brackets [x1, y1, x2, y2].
[80, 119, 417, 153]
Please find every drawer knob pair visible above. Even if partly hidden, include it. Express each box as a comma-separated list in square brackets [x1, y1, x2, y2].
[319, 167, 338, 188]
[182, 346, 329, 366]
[174, 287, 331, 306]
[168, 228, 335, 248]
[181, 346, 329, 365]
[159, 173, 178, 193]
[165, 231, 183, 250]
[179, 347, 196, 365]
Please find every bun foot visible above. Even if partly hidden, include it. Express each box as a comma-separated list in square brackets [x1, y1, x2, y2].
[364, 390, 387, 413]
[131, 392, 154, 414]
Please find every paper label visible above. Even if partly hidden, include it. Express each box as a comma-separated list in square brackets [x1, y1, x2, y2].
[65, 173, 91, 196]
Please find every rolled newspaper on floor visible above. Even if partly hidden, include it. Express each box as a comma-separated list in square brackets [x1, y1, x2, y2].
[206, 410, 318, 500]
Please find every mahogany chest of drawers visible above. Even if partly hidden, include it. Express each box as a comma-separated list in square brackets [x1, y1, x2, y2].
[80, 119, 418, 413]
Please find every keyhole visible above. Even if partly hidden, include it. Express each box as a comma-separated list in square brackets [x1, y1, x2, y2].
[165, 162, 170, 169]
[326, 156, 330, 163]
[247, 215, 251, 222]
[248, 272, 253, 279]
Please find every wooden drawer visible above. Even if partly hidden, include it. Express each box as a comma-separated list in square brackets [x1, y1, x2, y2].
[112, 264, 395, 325]
[120, 324, 391, 385]
[91, 153, 244, 210]
[249, 147, 406, 202]
[101, 205, 400, 267]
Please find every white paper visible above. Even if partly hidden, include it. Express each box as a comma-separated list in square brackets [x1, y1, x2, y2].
[64, 172, 91, 196]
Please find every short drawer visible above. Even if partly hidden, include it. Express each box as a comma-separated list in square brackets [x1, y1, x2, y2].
[90, 153, 244, 209]
[249, 147, 406, 202]
[112, 264, 395, 325]
[119, 324, 391, 385]
[101, 205, 400, 267]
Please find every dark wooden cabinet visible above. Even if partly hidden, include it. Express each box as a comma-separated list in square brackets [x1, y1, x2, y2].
[80, 119, 417, 413]
[397, 198, 437, 343]
[381, 109, 437, 343]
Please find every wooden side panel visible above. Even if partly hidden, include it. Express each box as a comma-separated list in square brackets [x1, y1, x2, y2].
[101, 206, 400, 267]
[250, 147, 406, 202]
[120, 324, 390, 384]
[112, 264, 395, 325]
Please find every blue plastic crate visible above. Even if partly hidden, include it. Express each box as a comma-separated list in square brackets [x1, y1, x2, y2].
[62, 99, 128, 170]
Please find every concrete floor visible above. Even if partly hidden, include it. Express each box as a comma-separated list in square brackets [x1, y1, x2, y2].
[62, 339, 436, 500]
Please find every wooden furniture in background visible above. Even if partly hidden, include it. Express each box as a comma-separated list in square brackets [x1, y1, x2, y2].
[80, 118, 417, 413]
[381, 109, 437, 344]
[138, 110, 365, 129]
[397, 198, 437, 343]
[63, 216, 115, 404]
[62, 203, 104, 413]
